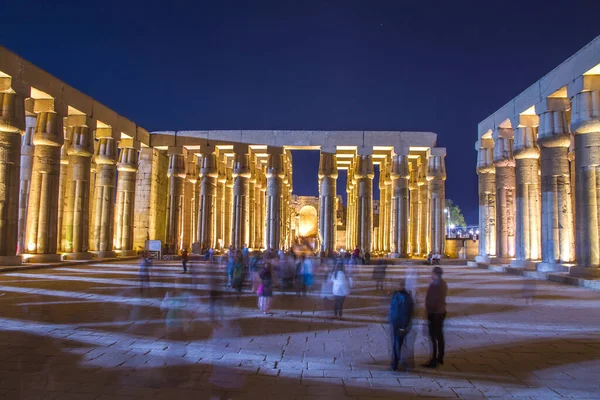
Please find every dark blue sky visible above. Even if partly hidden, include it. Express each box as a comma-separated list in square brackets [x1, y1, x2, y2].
[3, 0, 600, 224]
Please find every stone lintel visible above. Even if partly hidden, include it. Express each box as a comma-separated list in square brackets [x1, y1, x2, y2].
[536, 97, 570, 114]
[568, 74, 600, 97]
[0, 76, 29, 98]
[167, 146, 187, 156]
[519, 114, 539, 127]
[266, 145, 283, 155]
[118, 138, 141, 150]
[67, 114, 94, 128]
[96, 127, 118, 139]
[494, 127, 514, 139]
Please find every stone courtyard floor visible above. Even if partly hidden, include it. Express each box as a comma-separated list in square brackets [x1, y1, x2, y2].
[0, 260, 599, 399]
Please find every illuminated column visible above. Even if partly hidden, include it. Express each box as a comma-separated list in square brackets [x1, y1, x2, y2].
[536, 96, 574, 269]
[285, 152, 293, 248]
[224, 158, 234, 247]
[475, 138, 496, 261]
[232, 146, 250, 249]
[418, 158, 430, 254]
[355, 151, 374, 254]
[62, 116, 94, 259]
[493, 128, 516, 261]
[89, 133, 118, 258]
[165, 147, 186, 254]
[345, 162, 354, 250]
[198, 149, 218, 250]
[255, 163, 265, 249]
[390, 150, 409, 257]
[57, 132, 69, 253]
[378, 160, 387, 253]
[184, 155, 199, 249]
[215, 156, 226, 249]
[511, 114, 541, 268]
[248, 156, 257, 249]
[17, 115, 34, 256]
[383, 158, 392, 253]
[266, 148, 284, 250]
[409, 160, 419, 255]
[0, 84, 25, 264]
[428, 148, 447, 255]
[113, 140, 139, 256]
[25, 102, 64, 261]
[569, 75, 600, 276]
[319, 149, 338, 256]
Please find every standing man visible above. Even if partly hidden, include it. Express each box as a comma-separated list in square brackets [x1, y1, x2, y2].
[181, 248, 189, 273]
[423, 266, 448, 368]
[388, 278, 414, 371]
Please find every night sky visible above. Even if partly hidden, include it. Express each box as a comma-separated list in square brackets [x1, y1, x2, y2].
[3, 0, 600, 224]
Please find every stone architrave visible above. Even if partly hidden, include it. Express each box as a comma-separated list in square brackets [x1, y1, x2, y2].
[166, 148, 186, 254]
[390, 151, 409, 257]
[198, 150, 218, 250]
[492, 128, 516, 262]
[536, 97, 574, 271]
[476, 139, 496, 261]
[355, 152, 374, 255]
[427, 149, 446, 255]
[232, 147, 251, 249]
[17, 115, 35, 256]
[25, 108, 64, 262]
[318, 150, 338, 256]
[568, 75, 600, 276]
[62, 116, 94, 259]
[0, 87, 25, 265]
[89, 134, 118, 258]
[265, 149, 284, 250]
[113, 141, 139, 256]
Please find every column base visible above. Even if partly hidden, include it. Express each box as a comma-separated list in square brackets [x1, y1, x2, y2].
[63, 252, 93, 261]
[91, 251, 117, 259]
[23, 254, 62, 263]
[536, 262, 569, 272]
[569, 266, 600, 278]
[509, 260, 537, 270]
[490, 257, 512, 265]
[0, 256, 22, 266]
[475, 255, 491, 263]
[115, 250, 138, 257]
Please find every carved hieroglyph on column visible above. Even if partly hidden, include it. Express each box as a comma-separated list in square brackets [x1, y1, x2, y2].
[232, 148, 250, 249]
[512, 115, 541, 267]
[569, 75, 600, 276]
[318, 150, 338, 256]
[476, 138, 496, 261]
[113, 142, 139, 255]
[427, 149, 446, 255]
[408, 160, 419, 254]
[283, 152, 293, 249]
[355, 153, 374, 254]
[62, 116, 94, 259]
[224, 159, 234, 248]
[536, 96, 574, 269]
[25, 109, 63, 261]
[57, 132, 69, 253]
[198, 150, 218, 250]
[266, 149, 284, 250]
[90, 135, 117, 258]
[0, 87, 25, 264]
[215, 157, 226, 248]
[390, 151, 409, 257]
[166, 148, 186, 254]
[17, 115, 35, 256]
[492, 128, 516, 261]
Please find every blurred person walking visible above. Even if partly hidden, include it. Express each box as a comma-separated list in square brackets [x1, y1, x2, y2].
[331, 264, 351, 319]
[388, 278, 414, 371]
[181, 248, 189, 273]
[423, 266, 448, 368]
[258, 262, 274, 314]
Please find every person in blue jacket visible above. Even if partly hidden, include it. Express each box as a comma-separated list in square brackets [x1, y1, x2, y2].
[388, 278, 414, 371]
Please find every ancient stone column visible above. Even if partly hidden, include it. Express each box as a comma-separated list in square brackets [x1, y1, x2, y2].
[255, 163, 265, 249]
[511, 115, 542, 268]
[283, 152, 293, 249]
[568, 75, 600, 276]
[166, 148, 186, 254]
[17, 115, 35, 256]
[198, 150, 218, 250]
[0, 87, 25, 264]
[390, 152, 409, 257]
[248, 156, 257, 249]
[266, 149, 284, 250]
[232, 148, 251, 249]
[355, 153, 374, 255]
[62, 116, 94, 259]
[56, 133, 69, 253]
[492, 128, 516, 261]
[409, 160, 419, 255]
[476, 139, 496, 261]
[536, 97, 575, 270]
[383, 159, 392, 253]
[113, 141, 139, 256]
[418, 159, 429, 254]
[318, 150, 338, 256]
[224, 159, 234, 247]
[184, 155, 199, 249]
[378, 160, 387, 253]
[90, 135, 117, 258]
[428, 148, 447, 255]
[215, 157, 226, 249]
[25, 109, 64, 261]
[345, 163, 355, 250]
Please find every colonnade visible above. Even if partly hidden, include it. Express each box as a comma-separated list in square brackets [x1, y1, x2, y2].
[476, 71, 600, 277]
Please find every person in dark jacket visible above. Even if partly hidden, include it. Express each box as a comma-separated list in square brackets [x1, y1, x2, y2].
[423, 266, 448, 368]
[388, 278, 414, 371]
